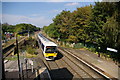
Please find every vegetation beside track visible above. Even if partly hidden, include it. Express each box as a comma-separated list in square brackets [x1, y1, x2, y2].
[5, 36, 38, 61]
[43, 2, 120, 63]
[19, 37, 38, 57]
[42, 31, 120, 65]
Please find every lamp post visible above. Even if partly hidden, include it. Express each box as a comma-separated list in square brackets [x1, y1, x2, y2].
[16, 34, 21, 80]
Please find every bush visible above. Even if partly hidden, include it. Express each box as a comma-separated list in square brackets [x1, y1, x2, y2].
[89, 47, 96, 52]
[74, 43, 85, 48]
[26, 46, 35, 55]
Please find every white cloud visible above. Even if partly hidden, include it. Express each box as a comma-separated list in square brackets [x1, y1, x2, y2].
[2, 0, 67, 2]
[65, 2, 80, 6]
[46, 0, 67, 2]
[2, 0, 113, 2]
[2, 14, 52, 27]
[0, 14, 1, 18]
[29, 14, 41, 17]
[2, 0, 119, 2]
[51, 10, 62, 13]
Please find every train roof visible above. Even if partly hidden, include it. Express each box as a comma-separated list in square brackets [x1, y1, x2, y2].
[38, 34, 57, 47]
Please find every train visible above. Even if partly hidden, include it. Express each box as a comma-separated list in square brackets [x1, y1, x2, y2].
[37, 33, 58, 60]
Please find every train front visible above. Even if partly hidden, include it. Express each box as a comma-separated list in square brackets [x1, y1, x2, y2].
[44, 46, 57, 60]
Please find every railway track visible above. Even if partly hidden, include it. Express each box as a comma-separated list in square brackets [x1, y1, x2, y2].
[3, 37, 28, 59]
[3, 47, 15, 59]
[58, 47, 116, 80]
[45, 49, 106, 80]
[46, 59, 82, 80]
[58, 53, 96, 79]
[56, 56, 84, 79]
[40, 33, 117, 80]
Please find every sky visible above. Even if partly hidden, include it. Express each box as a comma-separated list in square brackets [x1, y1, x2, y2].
[2, 2, 95, 28]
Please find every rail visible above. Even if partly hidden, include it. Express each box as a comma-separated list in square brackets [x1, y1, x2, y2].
[3, 36, 28, 59]
[58, 47, 117, 80]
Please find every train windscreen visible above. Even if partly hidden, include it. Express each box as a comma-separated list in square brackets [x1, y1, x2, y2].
[45, 46, 57, 53]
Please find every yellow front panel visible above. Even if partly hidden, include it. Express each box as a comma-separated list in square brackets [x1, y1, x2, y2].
[44, 53, 57, 57]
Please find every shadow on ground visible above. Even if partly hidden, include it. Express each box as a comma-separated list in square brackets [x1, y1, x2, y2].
[5, 69, 36, 80]
[55, 51, 63, 60]
[49, 68, 73, 80]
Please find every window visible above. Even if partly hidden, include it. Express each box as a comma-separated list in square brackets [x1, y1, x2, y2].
[45, 46, 56, 53]
[41, 44, 44, 51]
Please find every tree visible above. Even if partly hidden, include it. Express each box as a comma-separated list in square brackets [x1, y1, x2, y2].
[103, 14, 118, 48]
[70, 6, 92, 44]
[43, 2, 120, 51]
[89, 2, 117, 49]
[53, 10, 72, 39]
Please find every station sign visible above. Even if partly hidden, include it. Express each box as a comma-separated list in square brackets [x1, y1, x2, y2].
[107, 47, 118, 53]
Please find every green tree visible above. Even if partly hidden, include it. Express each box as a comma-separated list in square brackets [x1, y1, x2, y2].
[71, 6, 92, 44]
[89, 2, 117, 49]
[103, 14, 118, 48]
[53, 10, 72, 39]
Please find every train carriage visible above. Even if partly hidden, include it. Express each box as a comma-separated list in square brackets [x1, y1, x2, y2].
[37, 33, 57, 60]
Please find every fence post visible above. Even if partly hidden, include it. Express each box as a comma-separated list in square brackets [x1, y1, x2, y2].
[98, 47, 101, 57]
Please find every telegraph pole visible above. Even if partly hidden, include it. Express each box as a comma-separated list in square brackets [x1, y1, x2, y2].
[16, 34, 21, 80]
[0, 22, 5, 80]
